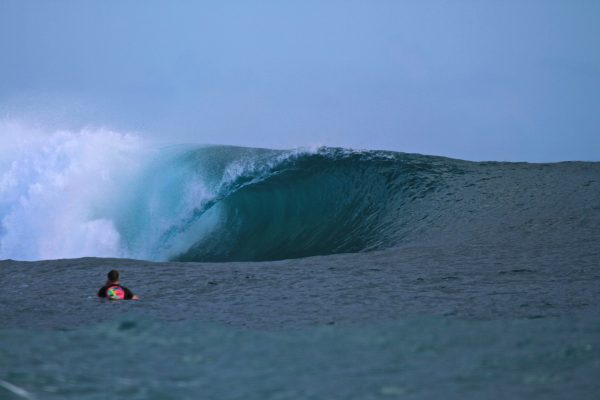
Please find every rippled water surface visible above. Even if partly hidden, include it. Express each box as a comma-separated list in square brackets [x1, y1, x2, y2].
[1, 148, 599, 399]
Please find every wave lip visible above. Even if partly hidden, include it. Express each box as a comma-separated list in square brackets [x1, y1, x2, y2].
[168, 146, 453, 261]
[2, 126, 599, 262]
[141, 146, 600, 262]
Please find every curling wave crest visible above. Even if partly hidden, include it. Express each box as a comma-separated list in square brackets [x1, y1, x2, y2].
[2, 124, 599, 262]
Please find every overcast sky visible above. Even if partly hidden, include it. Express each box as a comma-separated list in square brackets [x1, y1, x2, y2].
[1, 0, 599, 161]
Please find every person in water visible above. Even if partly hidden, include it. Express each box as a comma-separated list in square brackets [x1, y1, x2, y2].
[97, 269, 139, 300]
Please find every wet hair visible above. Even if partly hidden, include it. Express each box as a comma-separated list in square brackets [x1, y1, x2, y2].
[107, 269, 119, 282]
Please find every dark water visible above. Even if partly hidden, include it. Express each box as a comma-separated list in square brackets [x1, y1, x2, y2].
[1, 146, 599, 399]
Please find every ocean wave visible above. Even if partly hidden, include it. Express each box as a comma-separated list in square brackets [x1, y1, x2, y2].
[1, 124, 598, 262]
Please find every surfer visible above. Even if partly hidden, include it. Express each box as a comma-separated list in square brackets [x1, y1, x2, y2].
[97, 269, 140, 300]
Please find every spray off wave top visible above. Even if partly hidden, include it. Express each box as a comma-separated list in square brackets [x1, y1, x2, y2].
[1, 125, 598, 262]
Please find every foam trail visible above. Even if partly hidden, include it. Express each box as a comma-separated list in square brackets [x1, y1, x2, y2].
[0, 379, 37, 400]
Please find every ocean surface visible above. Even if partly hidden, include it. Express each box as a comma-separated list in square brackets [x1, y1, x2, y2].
[1, 136, 599, 399]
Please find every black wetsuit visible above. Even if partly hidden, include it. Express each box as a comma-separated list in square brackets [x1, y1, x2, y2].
[97, 283, 135, 300]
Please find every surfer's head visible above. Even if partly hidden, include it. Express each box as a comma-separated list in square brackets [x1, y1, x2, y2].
[107, 269, 119, 283]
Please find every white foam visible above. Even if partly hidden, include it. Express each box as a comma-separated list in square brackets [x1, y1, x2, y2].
[0, 121, 144, 260]
[0, 379, 37, 400]
[0, 121, 320, 261]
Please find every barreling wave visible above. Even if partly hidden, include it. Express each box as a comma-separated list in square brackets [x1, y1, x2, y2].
[1, 124, 599, 262]
[112, 144, 462, 261]
[157, 146, 459, 261]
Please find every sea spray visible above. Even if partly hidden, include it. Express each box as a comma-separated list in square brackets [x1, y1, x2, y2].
[0, 123, 144, 260]
[1, 123, 599, 263]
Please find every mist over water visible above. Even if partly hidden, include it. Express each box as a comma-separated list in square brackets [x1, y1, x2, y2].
[0, 123, 315, 261]
[0, 122, 144, 260]
[1, 122, 599, 263]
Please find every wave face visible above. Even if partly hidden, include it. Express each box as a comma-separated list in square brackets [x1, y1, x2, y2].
[1, 126, 599, 262]
[164, 146, 453, 262]
[113, 145, 452, 262]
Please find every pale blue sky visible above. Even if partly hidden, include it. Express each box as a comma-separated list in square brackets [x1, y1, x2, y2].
[1, 0, 599, 161]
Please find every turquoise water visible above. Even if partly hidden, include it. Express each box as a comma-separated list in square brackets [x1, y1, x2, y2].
[1, 144, 599, 399]
[2, 314, 599, 400]
[3, 143, 599, 263]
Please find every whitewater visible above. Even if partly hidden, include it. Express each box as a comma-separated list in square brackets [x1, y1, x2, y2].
[1, 125, 599, 399]
[2, 126, 598, 263]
